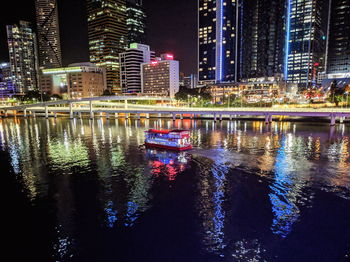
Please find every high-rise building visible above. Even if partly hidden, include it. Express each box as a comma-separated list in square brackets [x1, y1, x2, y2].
[141, 54, 179, 98]
[120, 43, 154, 94]
[6, 21, 39, 94]
[87, 0, 128, 94]
[326, 0, 350, 75]
[240, 0, 286, 80]
[41, 62, 106, 99]
[35, 0, 62, 68]
[198, 0, 240, 84]
[285, 0, 326, 89]
[184, 74, 198, 89]
[0, 63, 15, 97]
[126, 0, 147, 44]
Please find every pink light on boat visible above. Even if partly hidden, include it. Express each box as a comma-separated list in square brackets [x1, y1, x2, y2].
[144, 129, 192, 151]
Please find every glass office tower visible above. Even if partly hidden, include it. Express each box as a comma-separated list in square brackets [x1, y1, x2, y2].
[240, 0, 286, 79]
[35, 0, 62, 68]
[198, 0, 240, 84]
[87, 0, 128, 94]
[126, 0, 146, 45]
[326, 0, 350, 74]
[285, 0, 326, 89]
[7, 21, 39, 94]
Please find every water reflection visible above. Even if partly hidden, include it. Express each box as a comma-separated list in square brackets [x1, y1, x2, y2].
[269, 134, 310, 238]
[230, 239, 267, 262]
[48, 137, 90, 171]
[146, 149, 190, 181]
[194, 155, 229, 256]
[0, 118, 350, 261]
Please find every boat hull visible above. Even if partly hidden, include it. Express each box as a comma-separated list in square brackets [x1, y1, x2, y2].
[145, 142, 192, 151]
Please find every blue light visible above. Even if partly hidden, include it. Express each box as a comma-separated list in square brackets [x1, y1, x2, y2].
[219, 0, 223, 81]
[216, 0, 224, 82]
[284, 0, 292, 81]
[269, 136, 300, 238]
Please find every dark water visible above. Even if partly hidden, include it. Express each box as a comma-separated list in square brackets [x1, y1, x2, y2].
[1, 118, 350, 262]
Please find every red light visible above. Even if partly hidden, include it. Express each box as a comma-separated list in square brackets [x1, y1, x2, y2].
[166, 54, 174, 60]
[314, 63, 320, 67]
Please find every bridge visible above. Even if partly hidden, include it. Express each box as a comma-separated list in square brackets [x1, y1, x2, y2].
[0, 96, 349, 126]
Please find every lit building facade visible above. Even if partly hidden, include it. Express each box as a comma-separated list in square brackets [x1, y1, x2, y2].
[87, 0, 128, 94]
[141, 54, 179, 98]
[6, 21, 39, 94]
[184, 74, 198, 89]
[0, 63, 15, 98]
[326, 0, 350, 75]
[198, 0, 240, 84]
[35, 0, 62, 68]
[239, 76, 285, 103]
[41, 63, 106, 99]
[285, 0, 326, 89]
[240, 0, 286, 79]
[127, 0, 146, 44]
[205, 83, 240, 103]
[120, 43, 154, 94]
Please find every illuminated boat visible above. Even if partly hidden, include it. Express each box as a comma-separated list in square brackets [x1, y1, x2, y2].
[144, 129, 192, 151]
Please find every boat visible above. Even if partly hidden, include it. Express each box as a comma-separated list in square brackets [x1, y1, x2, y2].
[144, 129, 193, 151]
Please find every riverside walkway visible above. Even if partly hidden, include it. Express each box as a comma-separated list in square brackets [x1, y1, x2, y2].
[0, 96, 349, 126]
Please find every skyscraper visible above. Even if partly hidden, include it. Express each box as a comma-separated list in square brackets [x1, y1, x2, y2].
[285, 0, 326, 89]
[120, 43, 154, 94]
[87, 0, 128, 94]
[35, 0, 62, 69]
[0, 63, 15, 97]
[6, 21, 39, 94]
[126, 0, 147, 44]
[240, 0, 286, 80]
[198, 0, 240, 84]
[141, 54, 180, 98]
[326, 0, 350, 75]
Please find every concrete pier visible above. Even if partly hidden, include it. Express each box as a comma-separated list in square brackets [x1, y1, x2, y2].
[330, 115, 336, 126]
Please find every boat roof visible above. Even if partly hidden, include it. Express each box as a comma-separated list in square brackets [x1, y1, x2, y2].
[147, 129, 189, 134]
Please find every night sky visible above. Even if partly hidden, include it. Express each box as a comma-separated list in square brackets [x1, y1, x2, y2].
[0, 0, 197, 75]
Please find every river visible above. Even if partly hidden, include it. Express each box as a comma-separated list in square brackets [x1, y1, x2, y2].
[1, 118, 350, 261]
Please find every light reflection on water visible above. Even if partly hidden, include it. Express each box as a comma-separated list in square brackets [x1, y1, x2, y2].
[1, 118, 350, 261]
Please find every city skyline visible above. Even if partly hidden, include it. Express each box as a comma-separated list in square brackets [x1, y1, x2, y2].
[1, 2, 350, 260]
[0, 0, 197, 75]
[0, 0, 348, 92]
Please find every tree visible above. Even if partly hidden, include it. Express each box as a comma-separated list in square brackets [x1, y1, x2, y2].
[51, 94, 63, 100]
[175, 86, 212, 106]
[329, 80, 346, 106]
[229, 94, 245, 107]
[199, 89, 212, 101]
[18, 90, 50, 102]
[175, 86, 197, 101]
[102, 89, 112, 96]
